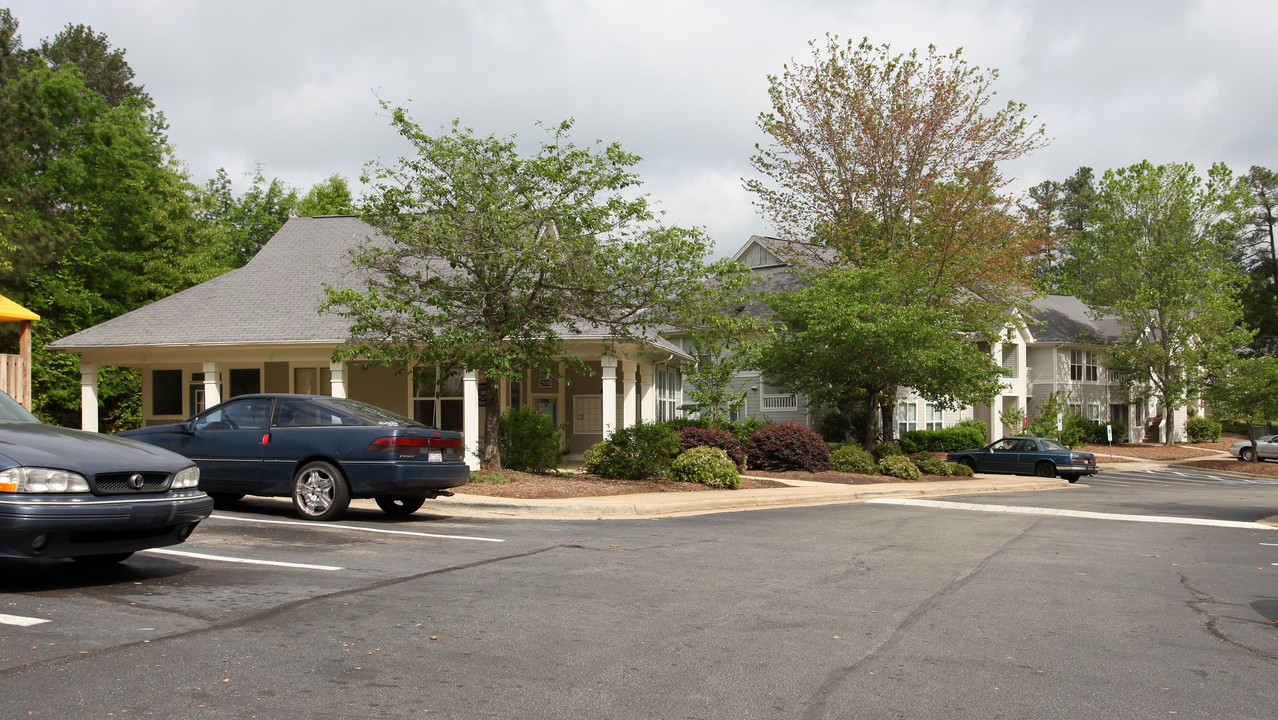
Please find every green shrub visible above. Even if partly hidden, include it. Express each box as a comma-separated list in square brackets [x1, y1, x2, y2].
[747, 422, 831, 472]
[955, 417, 988, 439]
[948, 462, 975, 477]
[909, 452, 951, 476]
[899, 425, 987, 453]
[872, 441, 904, 460]
[670, 446, 740, 489]
[585, 423, 680, 480]
[497, 408, 564, 473]
[878, 454, 921, 480]
[830, 445, 877, 474]
[677, 426, 748, 469]
[1186, 416, 1222, 443]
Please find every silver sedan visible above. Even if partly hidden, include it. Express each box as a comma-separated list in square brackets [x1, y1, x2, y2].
[1230, 435, 1278, 462]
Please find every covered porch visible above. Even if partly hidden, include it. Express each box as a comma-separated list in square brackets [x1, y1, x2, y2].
[0, 294, 38, 409]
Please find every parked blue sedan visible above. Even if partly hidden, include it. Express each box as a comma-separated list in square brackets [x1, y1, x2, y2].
[0, 390, 211, 563]
[947, 436, 1097, 483]
[118, 394, 469, 520]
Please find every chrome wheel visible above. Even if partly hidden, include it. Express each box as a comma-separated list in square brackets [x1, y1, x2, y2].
[291, 461, 350, 521]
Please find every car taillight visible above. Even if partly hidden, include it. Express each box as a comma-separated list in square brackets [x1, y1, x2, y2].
[366, 436, 464, 454]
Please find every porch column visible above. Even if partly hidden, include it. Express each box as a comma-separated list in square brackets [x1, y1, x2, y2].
[462, 370, 480, 470]
[18, 319, 31, 409]
[202, 361, 221, 409]
[80, 362, 99, 433]
[600, 356, 617, 439]
[329, 361, 347, 398]
[639, 362, 656, 423]
[620, 359, 636, 429]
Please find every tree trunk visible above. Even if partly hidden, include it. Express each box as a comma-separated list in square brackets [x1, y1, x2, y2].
[879, 396, 895, 445]
[481, 381, 502, 471]
[1163, 404, 1175, 446]
[862, 389, 879, 451]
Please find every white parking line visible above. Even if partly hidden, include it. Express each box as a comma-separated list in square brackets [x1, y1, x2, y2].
[0, 613, 50, 627]
[867, 498, 1278, 530]
[143, 548, 344, 570]
[210, 514, 505, 542]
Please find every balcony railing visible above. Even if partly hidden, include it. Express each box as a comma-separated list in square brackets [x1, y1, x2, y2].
[762, 394, 798, 411]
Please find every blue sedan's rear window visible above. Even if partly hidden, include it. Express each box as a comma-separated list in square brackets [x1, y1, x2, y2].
[311, 398, 427, 428]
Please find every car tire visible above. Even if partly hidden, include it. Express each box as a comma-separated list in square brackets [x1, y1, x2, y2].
[291, 461, 350, 521]
[960, 458, 977, 472]
[72, 552, 134, 565]
[1063, 474, 1081, 483]
[1034, 461, 1056, 478]
[375, 495, 426, 516]
[1240, 447, 1256, 462]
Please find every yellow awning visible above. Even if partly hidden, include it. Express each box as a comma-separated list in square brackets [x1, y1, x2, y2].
[0, 294, 38, 322]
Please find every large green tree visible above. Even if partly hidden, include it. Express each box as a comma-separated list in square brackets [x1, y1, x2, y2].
[1237, 166, 1278, 355]
[0, 11, 232, 427]
[1071, 161, 1252, 444]
[324, 112, 748, 470]
[745, 35, 1052, 439]
[757, 266, 1004, 449]
[1204, 355, 1278, 458]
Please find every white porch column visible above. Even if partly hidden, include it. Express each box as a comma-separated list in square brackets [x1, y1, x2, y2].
[79, 362, 99, 433]
[620, 359, 636, 429]
[329, 361, 347, 398]
[600, 356, 618, 438]
[639, 362, 656, 423]
[463, 370, 480, 470]
[202, 361, 221, 409]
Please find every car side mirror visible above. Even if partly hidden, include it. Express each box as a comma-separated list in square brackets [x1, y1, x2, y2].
[182, 419, 197, 435]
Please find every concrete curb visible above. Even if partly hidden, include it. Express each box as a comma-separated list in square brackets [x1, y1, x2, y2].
[398, 476, 1070, 520]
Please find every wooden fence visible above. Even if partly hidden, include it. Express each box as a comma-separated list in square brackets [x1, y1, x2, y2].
[0, 353, 30, 408]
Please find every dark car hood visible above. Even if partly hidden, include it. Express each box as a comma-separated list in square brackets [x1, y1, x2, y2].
[0, 421, 192, 475]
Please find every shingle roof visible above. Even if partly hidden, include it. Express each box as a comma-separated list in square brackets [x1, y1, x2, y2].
[48, 215, 693, 359]
[49, 216, 385, 349]
[1024, 295, 1125, 344]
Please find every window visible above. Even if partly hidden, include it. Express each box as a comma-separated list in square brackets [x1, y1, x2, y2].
[1069, 350, 1084, 381]
[229, 368, 261, 398]
[194, 397, 272, 430]
[412, 367, 464, 432]
[897, 403, 917, 436]
[925, 404, 943, 431]
[152, 370, 183, 415]
[1085, 352, 1099, 382]
[656, 367, 679, 421]
[1086, 404, 1100, 421]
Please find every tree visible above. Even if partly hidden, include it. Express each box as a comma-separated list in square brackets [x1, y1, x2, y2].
[1204, 355, 1278, 459]
[1022, 167, 1096, 292]
[744, 35, 1052, 434]
[1072, 161, 1253, 445]
[1238, 166, 1278, 355]
[296, 174, 356, 217]
[757, 266, 1005, 450]
[680, 310, 763, 424]
[324, 111, 746, 470]
[0, 11, 232, 427]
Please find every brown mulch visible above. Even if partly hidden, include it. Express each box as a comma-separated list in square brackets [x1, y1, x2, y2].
[455, 468, 960, 499]
[455, 470, 790, 499]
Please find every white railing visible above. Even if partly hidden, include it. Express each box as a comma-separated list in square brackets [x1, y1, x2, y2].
[762, 393, 798, 411]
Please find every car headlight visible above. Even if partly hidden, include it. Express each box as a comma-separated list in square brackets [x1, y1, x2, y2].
[172, 465, 200, 489]
[0, 467, 90, 493]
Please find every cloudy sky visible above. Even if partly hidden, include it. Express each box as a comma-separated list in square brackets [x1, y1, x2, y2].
[7, 0, 1276, 257]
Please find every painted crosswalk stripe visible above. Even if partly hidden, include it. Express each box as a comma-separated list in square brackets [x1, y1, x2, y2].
[0, 613, 49, 627]
[210, 513, 505, 542]
[867, 497, 1278, 530]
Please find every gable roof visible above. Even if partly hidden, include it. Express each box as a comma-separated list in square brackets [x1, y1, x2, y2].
[50, 216, 386, 350]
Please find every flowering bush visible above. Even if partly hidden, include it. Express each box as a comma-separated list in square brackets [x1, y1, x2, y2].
[670, 446, 740, 489]
[677, 426, 748, 469]
[877, 454, 921, 480]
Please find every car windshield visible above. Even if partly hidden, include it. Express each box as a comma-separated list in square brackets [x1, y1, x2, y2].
[314, 398, 427, 428]
[1039, 439, 1068, 452]
[0, 390, 39, 423]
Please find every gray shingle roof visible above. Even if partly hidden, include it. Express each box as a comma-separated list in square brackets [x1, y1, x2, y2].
[50, 216, 378, 349]
[1025, 295, 1125, 344]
